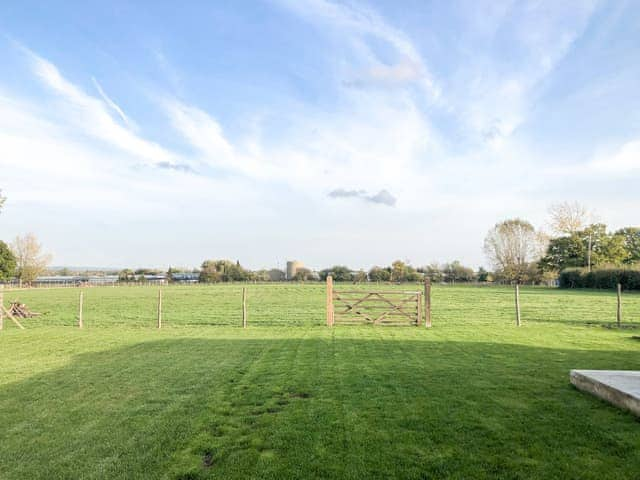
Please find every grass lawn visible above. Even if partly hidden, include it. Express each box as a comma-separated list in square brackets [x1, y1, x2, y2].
[1, 285, 639, 479]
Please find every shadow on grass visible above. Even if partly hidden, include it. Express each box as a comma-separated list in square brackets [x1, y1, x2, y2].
[1, 337, 639, 480]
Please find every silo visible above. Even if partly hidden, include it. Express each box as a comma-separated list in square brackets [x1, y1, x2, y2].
[286, 260, 304, 280]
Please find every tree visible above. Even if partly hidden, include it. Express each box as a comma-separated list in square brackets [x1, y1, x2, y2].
[319, 266, 352, 282]
[592, 225, 627, 266]
[476, 267, 490, 282]
[442, 261, 475, 283]
[548, 201, 590, 235]
[11, 234, 52, 285]
[292, 268, 314, 281]
[615, 227, 640, 264]
[0, 189, 5, 213]
[118, 269, 135, 282]
[353, 270, 368, 283]
[539, 235, 585, 272]
[198, 259, 250, 282]
[420, 263, 444, 282]
[390, 260, 407, 282]
[0, 241, 17, 281]
[368, 266, 391, 282]
[199, 260, 222, 283]
[484, 219, 547, 283]
[388, 260, 420, 282]
[539, 224, 629, 272]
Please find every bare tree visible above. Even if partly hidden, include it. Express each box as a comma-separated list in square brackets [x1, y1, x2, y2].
[547, 201, 590, 235]
[484, 219, 547, 283]
[11, 234, 52, 286]
[548, 201, 601, 271]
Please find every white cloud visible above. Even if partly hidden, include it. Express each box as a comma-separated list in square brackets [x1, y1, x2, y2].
[27, 49, 176, 168]
[275, 0, 440, 101]
[444, 1, 598, 145]
[590, 140, 640, 174]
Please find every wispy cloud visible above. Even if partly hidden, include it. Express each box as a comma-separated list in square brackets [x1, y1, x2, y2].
[26, 48, 175, 166]
[445, 1, 598, 146]
[328, 188, 396, 206]
[91, 76, 135, 129]
[155, 161, 197, 174]
[275, 0, 440, 101]
[590, 140, 640, 174]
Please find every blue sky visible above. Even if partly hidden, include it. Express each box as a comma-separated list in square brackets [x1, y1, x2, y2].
[0, 0, 638, 270]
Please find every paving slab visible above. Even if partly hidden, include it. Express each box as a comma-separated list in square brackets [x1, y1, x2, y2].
[570, 370, 640, 417]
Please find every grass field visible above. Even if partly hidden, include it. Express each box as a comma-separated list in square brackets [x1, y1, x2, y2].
[1, 284, 640, 479]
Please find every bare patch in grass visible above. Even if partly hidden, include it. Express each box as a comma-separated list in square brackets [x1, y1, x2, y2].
[289, 391, 311, 399]
[202, 450, 214, 468]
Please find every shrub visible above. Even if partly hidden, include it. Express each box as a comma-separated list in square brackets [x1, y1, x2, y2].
[559, 267, 640, 290]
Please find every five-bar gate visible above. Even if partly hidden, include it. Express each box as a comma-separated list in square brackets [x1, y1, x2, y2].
[326, 276, 432, 327]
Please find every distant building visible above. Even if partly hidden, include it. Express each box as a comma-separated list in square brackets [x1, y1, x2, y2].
[33, 275, 119, 286]
[171, 272, 200, 283]
[140, 274, 167, 284]
[268, 269, 286, 281]
[286, 260, 305, 280]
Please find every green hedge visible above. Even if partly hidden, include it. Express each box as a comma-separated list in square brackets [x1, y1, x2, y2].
[559, 267, 640, 290]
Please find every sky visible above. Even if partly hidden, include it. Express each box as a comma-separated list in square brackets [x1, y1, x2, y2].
[0, 0, 639, 271]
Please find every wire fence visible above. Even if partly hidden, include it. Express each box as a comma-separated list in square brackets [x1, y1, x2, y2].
[0, 283, 638, 329]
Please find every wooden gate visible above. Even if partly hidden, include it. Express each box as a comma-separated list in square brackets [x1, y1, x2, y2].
[326, 276, 431, 327]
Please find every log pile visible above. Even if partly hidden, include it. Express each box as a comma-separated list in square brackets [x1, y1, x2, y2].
[8, 302, 41, 318]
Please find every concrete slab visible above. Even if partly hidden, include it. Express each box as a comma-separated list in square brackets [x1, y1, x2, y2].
[570, 370, 640, 417]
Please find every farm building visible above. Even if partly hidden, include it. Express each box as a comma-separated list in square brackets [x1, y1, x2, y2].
[286, 260, 305, 280]
[170, 272, 199, 283]
[34, 275, 119, 286]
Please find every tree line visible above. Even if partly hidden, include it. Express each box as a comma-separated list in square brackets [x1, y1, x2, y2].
[0, 234, 52, 285]
[483, 201, 640, 287]
[1, 190, 637, 287]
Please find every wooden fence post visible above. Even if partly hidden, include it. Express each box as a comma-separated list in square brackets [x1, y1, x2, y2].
[515, 283, 521, 327]
[0, 285, 3, 331]
[242, 287, 247, 328]
[326, 275, 334, 327]
[617, 283, 622, 327]
[157, 288, 162, 329]
[78, 291, 84, 329]
[424, 278, 432, 328]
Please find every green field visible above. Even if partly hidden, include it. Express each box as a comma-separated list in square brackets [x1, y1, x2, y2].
[1, 284, 640, 479]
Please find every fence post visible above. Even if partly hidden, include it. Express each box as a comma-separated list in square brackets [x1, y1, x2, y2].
[0, 285, 3, 331]
[78, 291, 84, 329]
[157, 288, 162, 329]
[242, 287, 247, 328]
[424, 278, 432, 328]
[326, 275, 334, 327]
[515, 283, 521, 327]
[617, 283, 622, 327]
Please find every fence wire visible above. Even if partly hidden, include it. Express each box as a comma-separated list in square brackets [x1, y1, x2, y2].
[1, 283, 638, 329]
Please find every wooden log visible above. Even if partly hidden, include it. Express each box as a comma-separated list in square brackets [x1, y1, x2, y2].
[78, 291, 84, 329]
[425, 278, 432, 328]
[242, 287, 247, 328]
[157, 288, 162, 329]
[1, 305, 24, 330]
[617, 283, 622, 326]
[515, 283, 521, 327]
